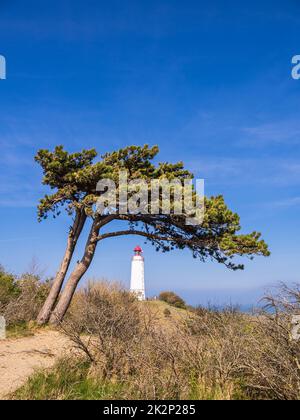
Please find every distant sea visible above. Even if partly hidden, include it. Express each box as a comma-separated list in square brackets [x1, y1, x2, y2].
[147, 287, 267, 313]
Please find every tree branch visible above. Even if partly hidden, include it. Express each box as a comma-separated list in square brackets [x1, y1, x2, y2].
[97, 230, 175, 243]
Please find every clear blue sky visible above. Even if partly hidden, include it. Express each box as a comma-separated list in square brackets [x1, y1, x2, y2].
[0, 0, 300, 306]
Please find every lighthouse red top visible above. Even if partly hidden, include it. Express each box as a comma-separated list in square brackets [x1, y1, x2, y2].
[134, 245, 143, 254]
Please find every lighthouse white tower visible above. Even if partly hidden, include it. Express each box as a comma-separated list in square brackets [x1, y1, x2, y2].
[130, 246, 145, 301]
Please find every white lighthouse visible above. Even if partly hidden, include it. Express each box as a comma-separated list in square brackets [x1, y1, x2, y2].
[130, 246, 145, 301]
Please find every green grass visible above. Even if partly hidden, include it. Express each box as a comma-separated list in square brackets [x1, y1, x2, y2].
[6, 322, 35, 339]
[14, 357, 248, 401]
[13, 359, 126, 400]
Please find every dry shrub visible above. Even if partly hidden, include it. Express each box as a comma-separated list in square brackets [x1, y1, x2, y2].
[59, 282, 300, 400]
[183, 307, 252, 399]
[189, 294, 300, 400]
[60, 283, 246, 399]
[240, 284, 300, 400]
[62, 282, 143, 379]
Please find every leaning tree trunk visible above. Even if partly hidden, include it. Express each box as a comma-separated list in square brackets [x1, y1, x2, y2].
[49, 219, 100, 325]
[37, 209, 87, 325]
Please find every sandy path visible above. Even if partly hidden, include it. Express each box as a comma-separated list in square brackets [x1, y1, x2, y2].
[0, 330, 71, 399]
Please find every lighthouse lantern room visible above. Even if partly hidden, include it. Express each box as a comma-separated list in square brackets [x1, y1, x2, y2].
[130, 246, 145, 301]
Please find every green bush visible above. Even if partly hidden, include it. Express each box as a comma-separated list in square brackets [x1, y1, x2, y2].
[0, 265, 20, 307]
[159, 291, 186, 309]
[0, 265, 51, 326]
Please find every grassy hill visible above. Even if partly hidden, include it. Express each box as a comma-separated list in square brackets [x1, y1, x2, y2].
[140, 299, 191, 322]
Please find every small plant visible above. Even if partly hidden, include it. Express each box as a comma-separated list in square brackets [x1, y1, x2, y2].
[163, 308, 171, 318]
